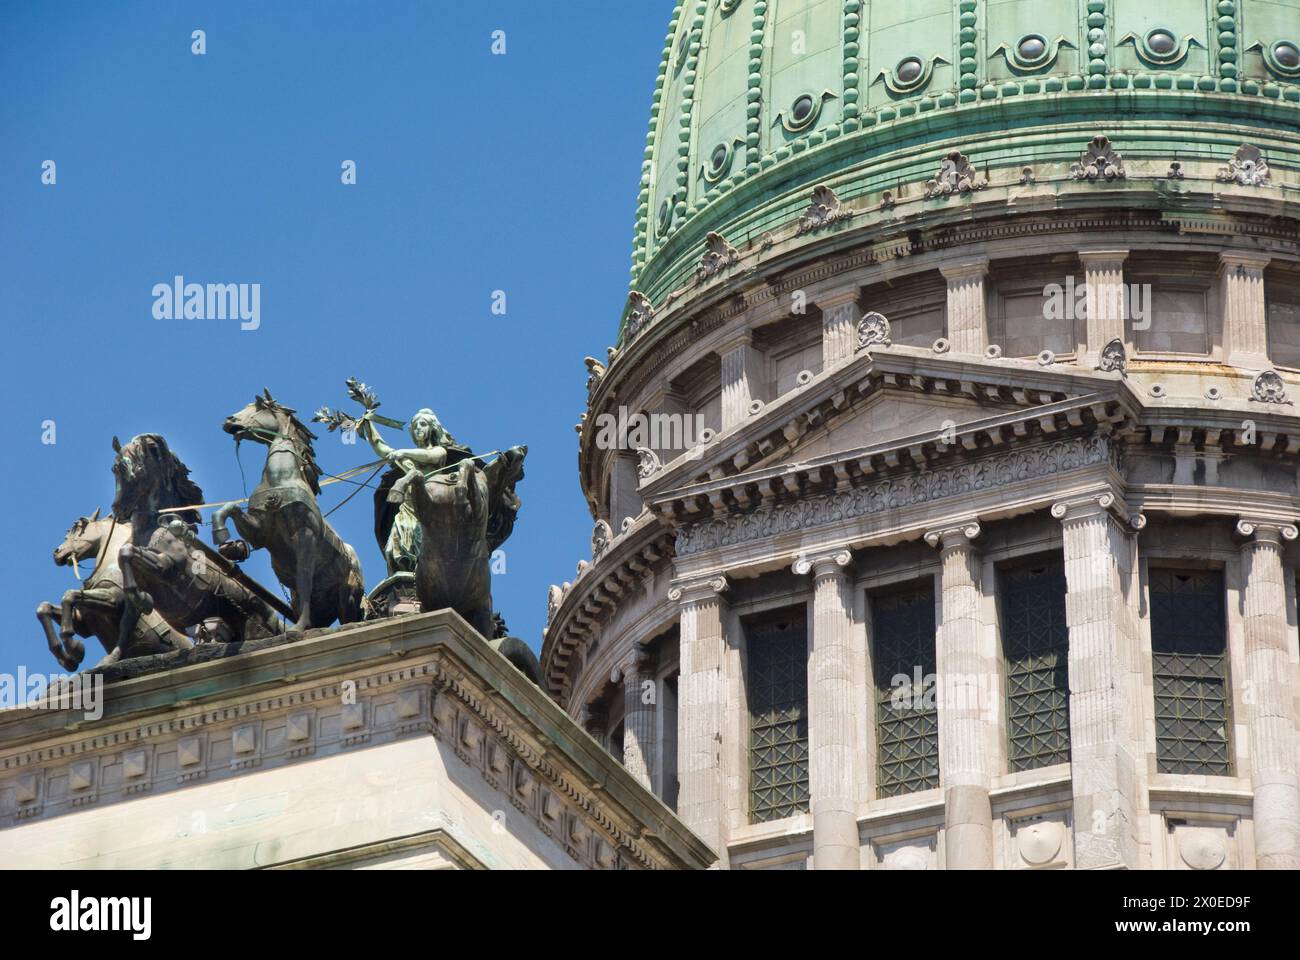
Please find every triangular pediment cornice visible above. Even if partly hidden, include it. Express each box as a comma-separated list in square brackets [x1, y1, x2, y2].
[638, 347, 1139, 499]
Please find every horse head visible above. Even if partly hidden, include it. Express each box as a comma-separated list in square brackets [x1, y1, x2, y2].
[53, 507, 108, 567]
[111, 433, 204, 527]
[224, 389, 321, 492]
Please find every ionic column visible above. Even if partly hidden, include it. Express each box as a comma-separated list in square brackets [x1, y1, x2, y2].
[794, 549, 860, 870]
[940, 257, 989, 355]
[1220, 253, 1271, 369]
[1079, 249, 1129, 363]
[817, 289, 860, 369]
[670, 575, 731, 867]
[925, 521, 994, 869]
[619, 646, 657, 791]
[1236, 518, 1300, 869]
[719, 332, 764, 431]
[1052, 493, 1143, 870]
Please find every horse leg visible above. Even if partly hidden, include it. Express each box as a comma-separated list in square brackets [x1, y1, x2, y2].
[58, 589, 88, 666]
[288, 529, 318, 634]
[37, 602, 79, 671]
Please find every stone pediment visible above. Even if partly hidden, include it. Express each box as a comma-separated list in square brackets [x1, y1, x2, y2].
[639, 350, 1127, 497]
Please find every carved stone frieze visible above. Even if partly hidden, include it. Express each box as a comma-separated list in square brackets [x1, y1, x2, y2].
[1217, 145, 1270, 186]
[1069, 136, 1126, 181]
[797, 185, 854, 235]
[925, 151, 987, 198]
[696, 232, 739, 281]
[676, 435, 1111, 556]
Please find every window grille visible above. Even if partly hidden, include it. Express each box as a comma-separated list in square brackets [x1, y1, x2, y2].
[747, 610, 809, 823]
[872, 584, 940, 797]
[1149, 568, 1231, 775]
[1001, 560, 1072, 771]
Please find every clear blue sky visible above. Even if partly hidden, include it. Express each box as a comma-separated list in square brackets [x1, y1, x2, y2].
[0, 0, 672, 680]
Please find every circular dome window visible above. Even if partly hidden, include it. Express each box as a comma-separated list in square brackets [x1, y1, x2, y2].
[1016, 35, 1047, 63]
[710, 143, 729, 172]
[1145, 28, 1179, 60]
[792, 94, 815, 123]
[657, 199, 672, 236]
[1275, 41, 1300, 69]
[896, 57, 924, 84]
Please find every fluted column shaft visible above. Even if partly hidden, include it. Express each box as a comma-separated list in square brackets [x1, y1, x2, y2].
[719, 333, 763, 431]
[926, 522, 994, 869]
[1054, 494, 1142, 869]
[1080, 249, 1129, 362]
[621, 647, 657, 791]
[818, 290, 860, 369]
[672, 576, 730, 867]
[940, 258, 989, 355]
[1237, 518, 1300, 869]
[796, 550, 860, 870]
[1221, 253, 1271, 368]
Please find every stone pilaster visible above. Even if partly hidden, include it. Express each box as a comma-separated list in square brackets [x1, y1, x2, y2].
[1220, 253, 1271, 369]
[609, 453, 642, 531]
[1052, 493, 1143, 870]
[1079, 249, 1129, 362]
[670, 575, 731, 867]
[580, 701, 609, 747]
[940, 257, 989, 355]
[924, 520, 994, 869]
[817, 289, 860, 369]
[620, 646, 657, 792]
[1236, 518, 1300, 869]
[793, 549, 860, 870]
[719, 331, 764, 431]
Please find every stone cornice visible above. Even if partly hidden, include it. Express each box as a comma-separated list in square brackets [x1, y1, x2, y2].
[541, 512, 674, 699]
[0, 612, 715, 871]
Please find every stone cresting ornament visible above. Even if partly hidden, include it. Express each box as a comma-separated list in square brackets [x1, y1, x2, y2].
[591, 519, 614, 560]
[925, 151, 987, 198]
[1069, 135, 1127, 181]
[1217, 144, 1270, 186]
[1251, 369, 1292, 405]
[636, 447, 662, 479]
[855, 311, 892, 352]
[583, 357, 606, 401]
[797, 184, 854, 235]
[622, 291, 655, 343]
[213, 390, 365, 634]
[696, 232, 739, 281]
[1097, 338, 1127, 375]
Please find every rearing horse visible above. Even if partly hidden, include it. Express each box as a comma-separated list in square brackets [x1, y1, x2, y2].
[114, 433, 286, 646]
[36, 509, 192, 670]
[214, 390, 364, 633]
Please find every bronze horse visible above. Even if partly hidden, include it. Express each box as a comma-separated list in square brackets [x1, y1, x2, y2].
[397, 444, 526, 638]
[35, 510, 192, 670]
[213, 391, 364, 633]
[113, 434, 285, 646]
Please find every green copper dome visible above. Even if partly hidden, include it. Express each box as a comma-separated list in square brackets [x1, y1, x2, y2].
[625, 0, 1300, 335]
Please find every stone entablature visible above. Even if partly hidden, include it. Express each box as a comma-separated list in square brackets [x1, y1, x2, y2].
[0, 612, 714, 871]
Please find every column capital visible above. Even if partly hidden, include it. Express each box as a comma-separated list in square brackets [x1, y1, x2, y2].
[792, 548, 852, 578]
[618, 643, 656, 679]
[715, 327, 756, 356]
[1079, 248, 1130, 266]
[1235, 517, 1299, 546]
[1050, 491, 1143, 530]
[579, 701, 608, 736]
[939, 256, 990, 282]
[924, 519, 981, 550]
[1219, 251, 1272, 274]
[668, 574, 730, 605]
[813, 287, 861, 312]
